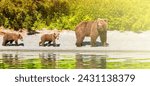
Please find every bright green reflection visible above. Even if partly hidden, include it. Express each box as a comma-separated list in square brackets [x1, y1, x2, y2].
[0, 53, 150, 69]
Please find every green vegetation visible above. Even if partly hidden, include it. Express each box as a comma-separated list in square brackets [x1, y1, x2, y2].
[0, 0, 150, 31]
[107, 58, 150, 69]
[107, 62, 150, 69]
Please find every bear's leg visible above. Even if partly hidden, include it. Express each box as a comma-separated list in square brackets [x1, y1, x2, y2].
[48, 41, 52, 46]
[10, 40, 13, 44]
[91, 36, 97, 47]
[39, 41, 42, 46]
[100, 31, 107, 47]
[41, 41, 45, 46]
[52, 40, 56, 46]
[48, 41, 52, 44]
[9, 40, 14, 46]
[2, 40, 8, 46]
[15, 40, 19, 46]
[39, 40, 46, 46]
[76, 36, 85, 47]
[39, 41, 41, 46]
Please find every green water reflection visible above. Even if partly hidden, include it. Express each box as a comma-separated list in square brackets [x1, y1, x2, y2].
[0, 53, 150, 69]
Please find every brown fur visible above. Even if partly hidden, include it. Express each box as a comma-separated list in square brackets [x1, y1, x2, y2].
[2, 32, 23, 46]
[75, 18, 108, 47]
[0, 31, 6, 36]
[39, 33, 59, 46]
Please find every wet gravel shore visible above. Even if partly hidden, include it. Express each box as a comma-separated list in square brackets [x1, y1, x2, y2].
[0, 30, 150, 52]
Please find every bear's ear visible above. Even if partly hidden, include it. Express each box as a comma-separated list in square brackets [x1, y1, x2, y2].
[19, 34, 23, 40]
[53, 33, 56, 36]
[19, 34, 21, 36]
[53, 33, 57, 38]
[104, 19, 108, 23]
[19, 34, 22, 38]
[18, 29, 22, 32]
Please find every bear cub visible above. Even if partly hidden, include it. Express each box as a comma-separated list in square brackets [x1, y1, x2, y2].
[2, 32, 23, 46]
[39, 32, 59, 46]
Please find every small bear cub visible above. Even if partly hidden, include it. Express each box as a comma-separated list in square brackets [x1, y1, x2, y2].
[39, 32, 59, 46]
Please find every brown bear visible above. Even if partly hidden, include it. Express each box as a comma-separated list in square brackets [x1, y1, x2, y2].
[75, 18, 108, 47]
[39, 32, 59, 46]
[2, 32, 23, 46]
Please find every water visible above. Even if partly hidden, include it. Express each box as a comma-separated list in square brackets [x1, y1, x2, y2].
[0, 51, 150, 69]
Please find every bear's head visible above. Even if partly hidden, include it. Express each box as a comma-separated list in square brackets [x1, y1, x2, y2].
[18, 34, 23, 41]
[96, 18, 108, 31]
[53, 32, 60, 40]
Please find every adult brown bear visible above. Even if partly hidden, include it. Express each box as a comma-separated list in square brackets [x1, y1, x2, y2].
[75, 18, 108, 47]
[2, 32, 23, 46]
[39, 32, 59, 46]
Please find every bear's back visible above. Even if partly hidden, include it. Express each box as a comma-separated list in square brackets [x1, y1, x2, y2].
[4, 33, 18, 40]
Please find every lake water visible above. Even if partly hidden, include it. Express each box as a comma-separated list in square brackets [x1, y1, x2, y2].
[0, 51, 150, 69]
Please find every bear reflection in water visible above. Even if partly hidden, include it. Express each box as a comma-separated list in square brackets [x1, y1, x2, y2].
[39, 53, 56, 69]
[75, 54, 106, 69]
[0, 53, 107, 69]
[1, 54, 21, 68]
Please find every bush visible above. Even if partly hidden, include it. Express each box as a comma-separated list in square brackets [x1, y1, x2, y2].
[0, 0, 150, 31]
[0, 0, 70, 30]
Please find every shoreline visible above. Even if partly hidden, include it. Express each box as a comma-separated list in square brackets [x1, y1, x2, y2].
[0, 30, 150, 52]
[0, 47, 150, 53]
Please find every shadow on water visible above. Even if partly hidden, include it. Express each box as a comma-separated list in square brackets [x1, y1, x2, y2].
[1, 52, 150, 69]
[82, 41, 109, 46]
